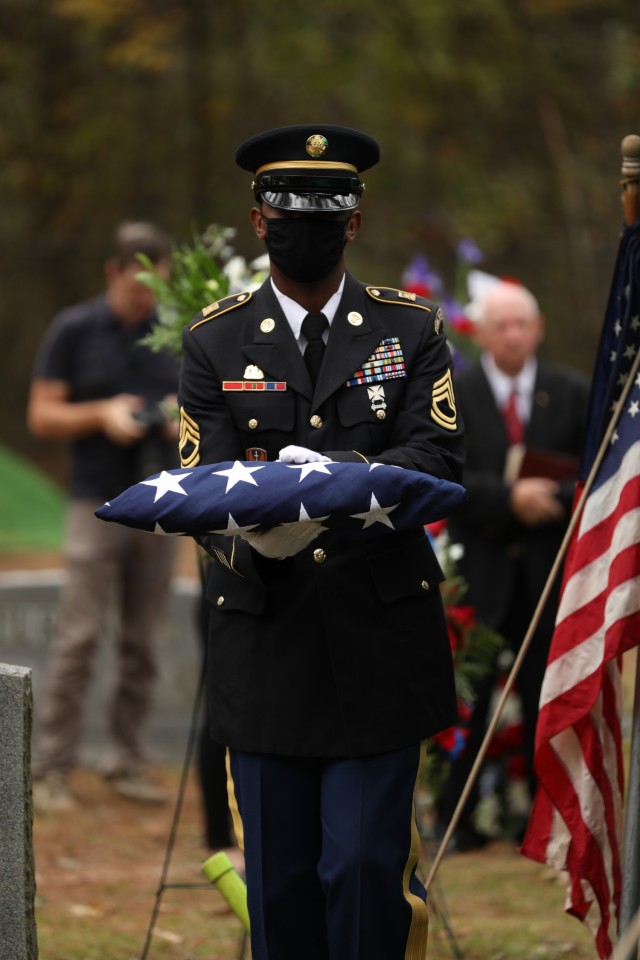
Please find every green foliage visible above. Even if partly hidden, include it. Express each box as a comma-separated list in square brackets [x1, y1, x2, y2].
[423, 532, 505, 800]
[440, 572, 504, 705]
[136, 225, 267, 359]
[2, 0, 640, 463]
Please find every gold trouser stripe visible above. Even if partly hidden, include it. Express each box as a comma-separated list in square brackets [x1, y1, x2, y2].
[225, 748, 245, 854]
[403, 741, 429, 960]
[225, 742, 428, 956]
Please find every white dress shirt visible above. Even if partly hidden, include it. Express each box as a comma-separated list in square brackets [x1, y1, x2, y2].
[270, 275, 346, 353]
[480, 352, 537, 424]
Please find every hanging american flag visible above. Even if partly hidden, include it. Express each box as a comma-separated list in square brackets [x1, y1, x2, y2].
[521, 220, 640, 959]
[95, 459, 466, 539]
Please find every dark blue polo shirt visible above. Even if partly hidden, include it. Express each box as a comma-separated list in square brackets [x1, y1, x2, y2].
[33, 295, 180, 500]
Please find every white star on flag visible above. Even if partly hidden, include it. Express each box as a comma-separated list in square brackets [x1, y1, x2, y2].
[285, 461, 333, 481]
[153, 521, 183, 536]
[298, 503, 329, 526]
[350, 493, 399, 529]
[96, 459, 467, 543]
[141, 470, 192, 502]
[212, 461, 265, 492]
[210, 514, 260, 536]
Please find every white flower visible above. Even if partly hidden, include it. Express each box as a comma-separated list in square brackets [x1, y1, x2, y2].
[223, 255, 250, 292]
[250, 253, 270, 271]
[448, 543, 465, 562]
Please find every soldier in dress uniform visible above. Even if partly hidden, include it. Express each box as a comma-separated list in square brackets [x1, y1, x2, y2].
[177, 123, 465, 960]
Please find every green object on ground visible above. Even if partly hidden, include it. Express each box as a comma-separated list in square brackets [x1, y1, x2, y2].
[0, 443, 64, 552]
[202, 851, 250, 931]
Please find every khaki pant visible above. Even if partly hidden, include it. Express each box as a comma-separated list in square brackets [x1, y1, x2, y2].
[33, 500, 177, 777]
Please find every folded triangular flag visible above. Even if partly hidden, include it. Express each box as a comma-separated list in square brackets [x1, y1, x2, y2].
[95, 460, 466, 538]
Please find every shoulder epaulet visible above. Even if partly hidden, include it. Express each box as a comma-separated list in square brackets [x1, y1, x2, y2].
[365, 285, 432, 313]
[189, 291, 253, 332]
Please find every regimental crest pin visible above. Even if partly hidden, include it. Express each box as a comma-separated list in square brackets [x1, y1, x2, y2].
[246, 447, 268, 462]
[244, 364, 264, 380]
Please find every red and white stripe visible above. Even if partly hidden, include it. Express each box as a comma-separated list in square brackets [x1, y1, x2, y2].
[522, 438, 640, 959]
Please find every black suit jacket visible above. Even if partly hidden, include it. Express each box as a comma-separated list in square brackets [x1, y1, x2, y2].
[177, 273, 465, 758]
[447, 359, 590, 638]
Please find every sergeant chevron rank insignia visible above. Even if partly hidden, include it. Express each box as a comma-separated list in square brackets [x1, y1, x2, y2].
[430, 370, 457, 430]
[179, 407, 201, 467]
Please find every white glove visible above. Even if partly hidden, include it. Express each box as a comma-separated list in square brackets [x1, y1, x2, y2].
[278, 445, 331, 464]
[237, 521, 324, 559]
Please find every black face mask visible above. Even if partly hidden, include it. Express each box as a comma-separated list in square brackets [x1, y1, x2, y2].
[263, 216, 348, 283]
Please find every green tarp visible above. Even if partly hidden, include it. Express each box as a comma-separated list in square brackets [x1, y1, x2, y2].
[0, 443, 64, 552]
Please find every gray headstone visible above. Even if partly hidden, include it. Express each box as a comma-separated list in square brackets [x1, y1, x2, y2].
[0, 663, 38, 959]
[0, 571, 201, 765]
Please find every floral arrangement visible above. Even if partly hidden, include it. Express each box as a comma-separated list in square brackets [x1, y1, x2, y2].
[401, 238, 485, 373]
[424, 522, 504, 799]
[136, 223, 268, 359]
[401, 239, 513, 799]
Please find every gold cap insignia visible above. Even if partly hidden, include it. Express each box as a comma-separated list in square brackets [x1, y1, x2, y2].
[260, 318, 275, 333]
[306, 134, 329, 158]
[244, 364, 264, 380]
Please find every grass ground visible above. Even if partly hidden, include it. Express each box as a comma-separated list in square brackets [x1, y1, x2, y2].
[33, 763, 598, 960]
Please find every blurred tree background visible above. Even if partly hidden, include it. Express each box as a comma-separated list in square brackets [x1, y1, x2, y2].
[1, 0, 639, 486]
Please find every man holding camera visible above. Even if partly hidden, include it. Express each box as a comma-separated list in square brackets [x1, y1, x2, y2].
[28, 221, 179, 810]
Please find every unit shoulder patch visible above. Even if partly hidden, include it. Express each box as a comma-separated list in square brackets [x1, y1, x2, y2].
[189, 291, 253, 332]
[365, 285, 432, 313]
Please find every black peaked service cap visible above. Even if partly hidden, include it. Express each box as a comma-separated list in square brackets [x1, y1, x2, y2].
[235, 124, 381, 213]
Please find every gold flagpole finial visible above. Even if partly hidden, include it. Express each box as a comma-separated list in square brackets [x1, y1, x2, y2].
[621, 134, 640, 226]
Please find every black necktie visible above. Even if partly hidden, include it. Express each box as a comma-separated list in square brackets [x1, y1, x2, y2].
[301, 312, 328, 386]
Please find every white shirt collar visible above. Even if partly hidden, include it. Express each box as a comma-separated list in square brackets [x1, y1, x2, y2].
[480, 352, 538, 421]
[270, 275, 345, 350]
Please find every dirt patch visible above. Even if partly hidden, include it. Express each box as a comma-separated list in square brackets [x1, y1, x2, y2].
[0, 537, 200, 579]
[34, 766, 246, 960]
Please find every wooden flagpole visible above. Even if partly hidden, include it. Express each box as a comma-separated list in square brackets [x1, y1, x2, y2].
[617, 132, 640, 949]
[425, 134, 640, 895]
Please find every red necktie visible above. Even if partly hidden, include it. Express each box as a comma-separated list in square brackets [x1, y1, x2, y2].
[502, 389, 524, 445]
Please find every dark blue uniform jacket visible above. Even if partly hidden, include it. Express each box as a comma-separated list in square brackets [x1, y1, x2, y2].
[178, 272, 465, 757]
